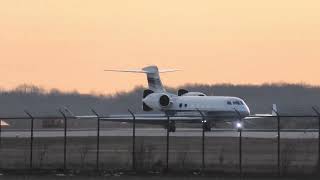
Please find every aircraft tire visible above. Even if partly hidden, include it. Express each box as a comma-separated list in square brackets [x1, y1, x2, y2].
[203, 121, 211, 132]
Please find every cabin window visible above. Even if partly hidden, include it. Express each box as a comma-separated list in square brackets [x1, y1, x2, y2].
[185, 104, 188, 108]
[240, 101, 244, 105]
[227, 101, 232, 105]
[179, 103, 182, 108]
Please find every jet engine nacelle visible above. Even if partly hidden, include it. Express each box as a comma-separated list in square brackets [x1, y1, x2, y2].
[143, 92, 172, 111]
[159, 94, 170, 106]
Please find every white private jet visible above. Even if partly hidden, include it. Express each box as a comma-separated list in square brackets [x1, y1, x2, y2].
[68, 65, 275, 132]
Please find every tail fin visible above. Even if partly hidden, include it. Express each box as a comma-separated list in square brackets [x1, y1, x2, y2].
[105, 65, 179, 92]
[142, 66, 165, 92]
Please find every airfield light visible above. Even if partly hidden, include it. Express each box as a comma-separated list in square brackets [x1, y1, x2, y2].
[236, 122, 242, 129]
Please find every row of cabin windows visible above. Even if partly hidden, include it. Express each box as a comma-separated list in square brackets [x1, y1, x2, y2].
[179, 103, 211, 108]
[227, 100, 244, 105]
[179, 103, 209, 108]
[178, 101, 243, 108]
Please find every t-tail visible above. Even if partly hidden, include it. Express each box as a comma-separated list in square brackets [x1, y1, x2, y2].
[105, 65, 179, 93]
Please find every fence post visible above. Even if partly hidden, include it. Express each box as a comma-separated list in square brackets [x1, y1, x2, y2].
[239, 126, 242, 175]
[91, 109, 101, 171]
[25, 111, 34, 169]
[197, 109, 206, 172]
[272, 108, 280, 176]
[312, 107, 320, 172]
[59, 110, 68, 172]
[166, 114, 170, 172]
[128, 109, 136, 171]
[234, 109, 243, 176]
[0, 119, 2, 149]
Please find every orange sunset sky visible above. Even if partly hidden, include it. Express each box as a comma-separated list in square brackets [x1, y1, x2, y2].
[0, 0, 320, 94]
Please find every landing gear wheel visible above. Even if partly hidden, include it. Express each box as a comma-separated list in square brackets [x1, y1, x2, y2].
[203, 121, 211, 132]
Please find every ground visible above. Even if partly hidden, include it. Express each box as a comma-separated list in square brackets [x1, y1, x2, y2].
[0, 132, 318, 174]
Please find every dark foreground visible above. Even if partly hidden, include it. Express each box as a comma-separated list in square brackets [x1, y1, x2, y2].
[0, 135, 318, 175]
[1, 173, 320, 180]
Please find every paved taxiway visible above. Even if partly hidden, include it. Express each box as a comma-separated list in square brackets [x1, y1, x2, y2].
[0, 128, 319, 139]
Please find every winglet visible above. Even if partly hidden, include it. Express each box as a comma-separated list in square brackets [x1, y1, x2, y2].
[272, 104, 278, 116]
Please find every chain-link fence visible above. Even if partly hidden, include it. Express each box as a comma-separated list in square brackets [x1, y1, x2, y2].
[0, 110, 320, 176]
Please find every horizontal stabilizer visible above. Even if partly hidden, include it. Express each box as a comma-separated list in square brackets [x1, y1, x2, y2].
[159, 69, 181, 73]
[105, 67, 180, 74]
[105, 65, 180, 92]
[104, 69, 147, 73]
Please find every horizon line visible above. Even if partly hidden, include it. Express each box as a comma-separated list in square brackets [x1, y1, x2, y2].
[0, 81, 318, 96]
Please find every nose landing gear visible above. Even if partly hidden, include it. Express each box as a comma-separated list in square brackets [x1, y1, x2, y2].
[235, 121, 243, 132]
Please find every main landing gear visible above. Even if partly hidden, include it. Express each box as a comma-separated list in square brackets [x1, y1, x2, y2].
[202, 120, 212, 132]
[165, 120, 212, 132]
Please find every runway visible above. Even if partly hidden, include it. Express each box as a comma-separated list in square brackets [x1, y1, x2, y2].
[1, 128, 319, 139]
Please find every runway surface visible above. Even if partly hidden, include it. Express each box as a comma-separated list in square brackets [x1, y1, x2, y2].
[1, 128, 319, 138]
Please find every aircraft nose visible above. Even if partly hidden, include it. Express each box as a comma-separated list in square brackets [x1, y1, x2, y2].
[245, 105, 250, 116]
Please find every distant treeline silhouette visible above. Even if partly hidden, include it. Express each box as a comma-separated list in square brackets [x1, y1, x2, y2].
[0, 83, 319, 116]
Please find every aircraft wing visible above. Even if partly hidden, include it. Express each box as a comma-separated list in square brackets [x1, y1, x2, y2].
[244, 104, 278, 119]
[0, 120, 9, 127]
[244, 114, 274, 120]
[75, 114, 202, 124]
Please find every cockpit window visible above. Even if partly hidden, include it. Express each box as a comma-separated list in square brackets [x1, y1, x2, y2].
[198, 94, 205, 96]
[227, 101, 232, 105]
[233, 101, 240, 105]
